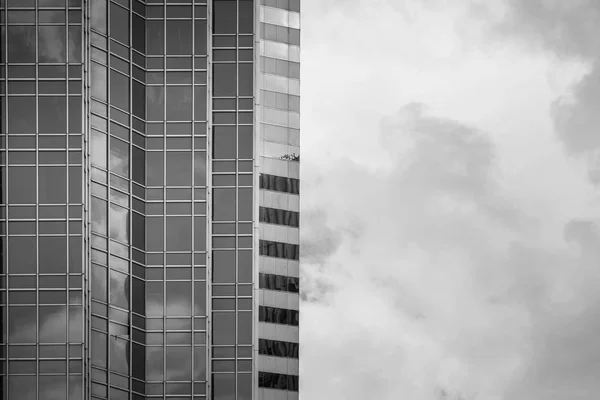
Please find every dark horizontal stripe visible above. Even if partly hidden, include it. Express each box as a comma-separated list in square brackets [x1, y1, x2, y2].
[259, 273, 299, 293]
[259, 240, 299, 260]
[259, 306, 299, 326]
[259, 174, 299, 194]
[261, 0, 300, 13]
[259, 338, 299, 359]
[259, 206, 299, 227]
[259, 371, 299, 392]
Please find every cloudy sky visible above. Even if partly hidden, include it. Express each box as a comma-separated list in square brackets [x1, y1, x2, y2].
[298, 1, 600, 399]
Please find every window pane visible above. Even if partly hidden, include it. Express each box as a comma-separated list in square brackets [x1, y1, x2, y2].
[166, 281, 191, 316]
[212, 312, 235, 345]
[39, 236, 67, 273]
[8, 166, 36, 204]
[110, 70, 130, 112]
[213, 126, 236, 159]
[166, 20, 192, 55]
[132, 13, 146, 53]
[8, 237, 37, 274]
[146, 217, 164, 252]
[194, 20, 207, 55]
[213, 64, 236, 97]
[39, 305, 67, 343]
[166, 216, 192, 251]
[8, 26, 36, 63]
[39, 166, 67, 204]
[110, 2, 129, 46]
[110, 203, 130, 244]
[238, 63, 253, 96]
[147, 20, 164, 56]
[8, 97, 37, 134]
[166, 86, 192, 121]
[110, 138, 130, 178]
[39, 26, 66, 63]
[238, 0, 254, 34]
[166, 151, 191, 186]
[212, 250, 235, 284]
[213, 1, 236, 34]
[9, 306, 37, 343]
[147, 86, 165, 121]
[39, 97, 67, 133]
[213, 188, 235, 221]
[166, 346, 192, 380]
[69, 25, 82, 63]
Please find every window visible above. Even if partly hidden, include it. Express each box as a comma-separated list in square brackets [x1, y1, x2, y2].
[259, 174, 299, 194]
[259, 206, 299, 227]
[259, 240, 299, 260]
[259, 306, 299, 326]
[259, 273, 299, 293]
[258, 371, 299, 391]
[259, 338, 299, 358]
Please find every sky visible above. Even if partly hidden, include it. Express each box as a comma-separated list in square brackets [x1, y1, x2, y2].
[299, 1, 600, 399]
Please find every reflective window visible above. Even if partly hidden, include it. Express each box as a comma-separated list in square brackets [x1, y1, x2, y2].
[259, 240, 299, 260]
[8, 166, 36, 204]
[147, 20, 165, 56]
[39, 305, 67, 343]
[238, 311, 252, 344]
[166, 86, 192, 121]
[110, 70, 130, 112]
[147, 86, 165, 121]
[146, 152, 164, 186]
[8, 26, 36, 63]
[259, 273, 299, 293]
[213, 64, 236, 97]
[212, 250, 235, 283]
[239, 0, 254, 33]
[194, 20, 207, 55]
[194, 152, 207, 186]
[39, 236, 68, 273]
[132, 13, 146, 53]
[213, 126, 235, 159]
[259, 173, 300, 194]
[238, 63, 253, 96]
[166, 20, 192, 55]
[194, 86, 207, 120]
[39, 166, 67, 204]
[166, 151, 192, 186]
[9, 306, 37, 343]
[146, 281, 164, 317]
[110, 2, 129, 46]
[258, 371, 299, 392]
[166, 216, 192, 251]
[238, 188, 252, 221]
[39, 26, 66, 63]
[166, 346, 192, 380]
[259, 338, 299, 358]
[259, 306, 299, 326]
[110, 137, 130, 178]
[212, 312, 235, 345]
[9, 96, 37, 133]
[146, 218, 164, 252]
[146, 346, 164, 381]
[213, 0, 236, 34]
[213, 374, 235, 400]
[110, 203, 130, 244]
[259, 206, 299, 227]
[213, 188, 235, 221]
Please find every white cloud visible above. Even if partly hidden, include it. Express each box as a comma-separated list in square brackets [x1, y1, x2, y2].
[299, 1, 600, 398]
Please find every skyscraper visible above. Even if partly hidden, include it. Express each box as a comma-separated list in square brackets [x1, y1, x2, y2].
[0, 0, 300, 398]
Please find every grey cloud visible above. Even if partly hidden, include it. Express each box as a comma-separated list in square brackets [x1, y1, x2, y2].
[301, 102, 600, 399]
[474, 0, 600, 184]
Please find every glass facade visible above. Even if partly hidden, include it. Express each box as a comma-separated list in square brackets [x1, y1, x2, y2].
[0, 0, 299, 399]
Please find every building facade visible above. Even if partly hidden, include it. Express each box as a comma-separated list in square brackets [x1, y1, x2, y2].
[0, 0, 300, 399]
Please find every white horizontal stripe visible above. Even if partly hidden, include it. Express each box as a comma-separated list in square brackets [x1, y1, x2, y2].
[260, 6, 301, 29]
[258, 322, 299, 343]
[257, 355, 300, 375]
[260, 223, 300, 245]
[260, 156, 300, 179]
[259, 289, 300, 311]
[259, 255, 300, 278]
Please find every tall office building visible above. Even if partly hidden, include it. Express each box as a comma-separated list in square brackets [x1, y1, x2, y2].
[0, 0, 300, 399]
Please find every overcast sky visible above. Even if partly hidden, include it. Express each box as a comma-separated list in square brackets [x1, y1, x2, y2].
[298, 1, 600, 399]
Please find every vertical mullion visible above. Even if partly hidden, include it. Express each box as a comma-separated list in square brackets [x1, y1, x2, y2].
[162, 1, 167, 395]
[206, 0, 214, 398]
[35, 4, 40, 400]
